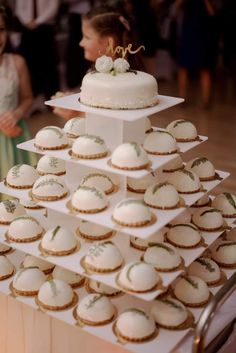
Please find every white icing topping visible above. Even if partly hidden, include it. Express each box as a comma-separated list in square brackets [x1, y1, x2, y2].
[166, 223, 201, 247]
[168, 169, 201, 193]
[143, 129, 178, 154]
[8, 216, 43, 240]
[32, 175, 68, 198]
[144, 182, 179, 208]
[63, 117, 85, 137]
[144, 242, 181, 270]
[111, 142, 149, 169]
[6, 164, 39, 187]
[38, 279, 74, 307]
[71, 185, 108, 212]
[185, 157, 215, 179]
[35, 126, 68, 148]
[52, 266, 83, 285]
[166, 119, 197, 140]
[23, 255, 54, 272]
[174, 275, 209, 305]
[72, 134, 107, 157]
[188, 258, 220, 283]
[41, 226, 77, 252]
[151, 298, 188, 327]
[13, 267, 46, 292]
[212, 193, 236, 216]
[37, 156, 66, 175]
[113, 198, 151, 225]
[192, 207, 223, 229]
[80, 173, 114, 194]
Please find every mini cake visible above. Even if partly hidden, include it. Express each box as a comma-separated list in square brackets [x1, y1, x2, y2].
[71, 134, 108, 159]
[162, 154, 184, 173]
[114, 308, 156, 342]
[12, 267, 46, 296]
[80, 172, 115, 194]
[112, 198, 152, 227]
[143, 242, 181, 271]
[0, 199, 26, 225]
[32, 175, 68, 201]
[6, 215, 43, 242]
[226, 228, 236, 241]
[145, 117, 153, 133]
[117, 261, 160, 292]
[0, 255, 14, 280]
[211, 240, 236, 267]
[187, 258, 221, 285]
[37, 279, 75, 310]
[0, 243, 12, 255]
[168, 169, 201, 194]
[143, 129, 178, 155]
[63, 117, 85, 138]
[34, 126, 69, 150]
[84, 241, 123, 273]
[78, 221, 113, 241]
[212, 192, 236, 218]
[40, 226, 78, 256]
[76, 293, 115, 325]
[185, 157, 216, 181]
[52, 266, 84, 288]
[193, 194, 211, 208]
[169, 208, 192, 226]
[20, 198, 44, 210]
[166, 119, 198, 142]
[80, 55, 158, 109]
[6, 164, 39, 189]
[166, 223, 202, 248]
[111, 142, 149, 170]
[71, 185, 108, 213]
[144, 182, 180, 209]
[87, 279, 122, 296]
[22, 255, 55, 274]
[127, 173, 158, 194]
[37, 155, 66, 176]
[151, 298, 189, 329]
[173, 275, 210, 307]
[130, 229, 165, 251]
[192, 207, 224, 231]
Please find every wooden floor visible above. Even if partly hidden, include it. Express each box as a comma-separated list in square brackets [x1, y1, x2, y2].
[28, 74, 236, 195]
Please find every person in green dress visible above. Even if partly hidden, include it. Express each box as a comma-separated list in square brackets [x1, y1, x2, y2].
[0, 5, 37, 198]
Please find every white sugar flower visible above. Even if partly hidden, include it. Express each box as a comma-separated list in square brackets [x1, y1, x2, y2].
[113, 58, 130, 73]
[95, 55, 113, 73]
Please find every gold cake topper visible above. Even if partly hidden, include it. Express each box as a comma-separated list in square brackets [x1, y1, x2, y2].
[106, 39, 145, 58]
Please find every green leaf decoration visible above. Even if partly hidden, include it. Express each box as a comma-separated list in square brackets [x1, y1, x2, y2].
[49, 280, 58, 297]
[3, 200, 17, 213]
[11, 164, 22, 178]
[14, 215, 40, 225]
[70, 118, 81, 130]
[181, 275, 198, 289]
[117, 199, 146, 208]
[48, 157, 59, 168]
[127, 69, 137, 74]
[85, 294, 103, 309]
[130, 142, 142, 157]
[216, 241, 236, 252]
[42, 127, 64, 138]
[80, 134, 104, 145]
[173, 119, 193, 128]
[182, 169, 195, 181]
[223, 192, 236, 210]
[126, 262, 142, 283]
[35, 178, 65, 190]
[81, 173, 112, 184]
[51, 226, 61, 241]
[172, 223, 198, 231]
[200, 208, 221, 217]
[77, 185, 104, 199]
[148, 242, 175, 254]
[196, 258, 215, 272]
[152, 182, 169, 195]
[87, 242, 113, 260]
[156, 129, 173, 137]
[159, 298, 184, 311]
[191, 157, 208, 168]
[124, 308, 149, 320]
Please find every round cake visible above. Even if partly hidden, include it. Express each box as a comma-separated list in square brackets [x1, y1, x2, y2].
[32, 175, 68, 201]
[71, 134, 108, 159]
[187, 257, 221, 285]
[6, 215, 43, 243]
[130, 229, 165, 251]
[0, 255, 15, 280]
[0, 199, 26, 225]
[166, 119, 198, 142]
[80, 172, 115, 194]
[71, 185, 108, 213]
[78, 220, 113, 241]
[80, 56, 158, 109]
[185, 157, 215, 181]
[127, 173, 158, 194]
[143, 242, 181, 271]
[212, 192, 236, 218]
[111, 142, 149, 170]
[211, 240, 236, 267]
[168, 169, 201, 194]
[143, 129, 178, 155]
[63, 117, 85, 138]
[37, 155, 66, 176]
[13, 267, 46, 296]
[6, 164, 39, 189]
[192, 207, 224, 231]
[144, 182, 180, 209]
[35, 126, 69, 150]
[166, 223, 202, 248]
[41, 226, 78, 256]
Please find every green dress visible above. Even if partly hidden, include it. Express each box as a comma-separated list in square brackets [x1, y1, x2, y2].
[0, 53, 37, 197]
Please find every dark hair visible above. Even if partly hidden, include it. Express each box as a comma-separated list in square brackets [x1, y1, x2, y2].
[82, 5, 144, 70]
[0, 4, 13, 53]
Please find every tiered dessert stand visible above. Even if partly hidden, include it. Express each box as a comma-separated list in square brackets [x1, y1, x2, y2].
[0, 93, 235, 353]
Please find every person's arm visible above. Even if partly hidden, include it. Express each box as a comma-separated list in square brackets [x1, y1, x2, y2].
[204, 0, 216, 16]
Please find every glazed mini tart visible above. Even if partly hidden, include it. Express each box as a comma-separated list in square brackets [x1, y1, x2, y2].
[22, 255, 55, 275]
[0, 255, 15, 280]
[143, 129, 178, 155]
[185, 157, 216, 181]
[151, 298, 189, 329]
[63, 117, 85, 138]
[144, 182, 180, 209]
[166, 119, 198, 142]
[77, 220, 114, 241]
[80, 172, 115, 194]
[20, 198, 44, 210]
[162, 154, 184, 173]
[12, 267, 46, 296]
[168, 208, 192, 226]
[34, 126, 69, 150]
[87, 279, 122, 296]
[130, 229, 165, 251]
[37, 279, 75, 310]
[192, 207, 224, 231]
[37, 155, 66, 176]
[71, 185, 108, 213]
[71, 134, 108, 159]
[212, 192, 236, 218]
[211, 240, 236, 267]
[166, 223, 202, 248]
[83, 241, 123, 273]
[114, 308, 156, 343]
[32, 175, 68, 201]
[40, 226, 78, 256]
[117, 261, 160, 293]
[143, 242, 182, 272]
[187, 258, 222, 285]
[144, 117, 153, 133]
[112, 198, 152, 227]
[111, 142, 149, 170]
[168, 169, 201, 194]
[173, 275, 210, 307]
[127, 173, 158, 194]
[0, 243, 12, 255]
[6, 164, 39, 189]
[75, 293, 115, 325]
[52, 266, 84, 288]
[0, 199, 26, 225]
[193, 194, 211, 208]
[6, 215, 43, 243]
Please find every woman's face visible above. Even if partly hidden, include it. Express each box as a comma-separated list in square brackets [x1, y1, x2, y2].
[79, 19, 111, 62]
[0, 14, 7, 56]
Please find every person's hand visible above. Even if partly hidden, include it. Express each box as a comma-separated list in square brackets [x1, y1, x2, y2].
[0, 111, 20, 130]
[0, 125, 23, 138]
